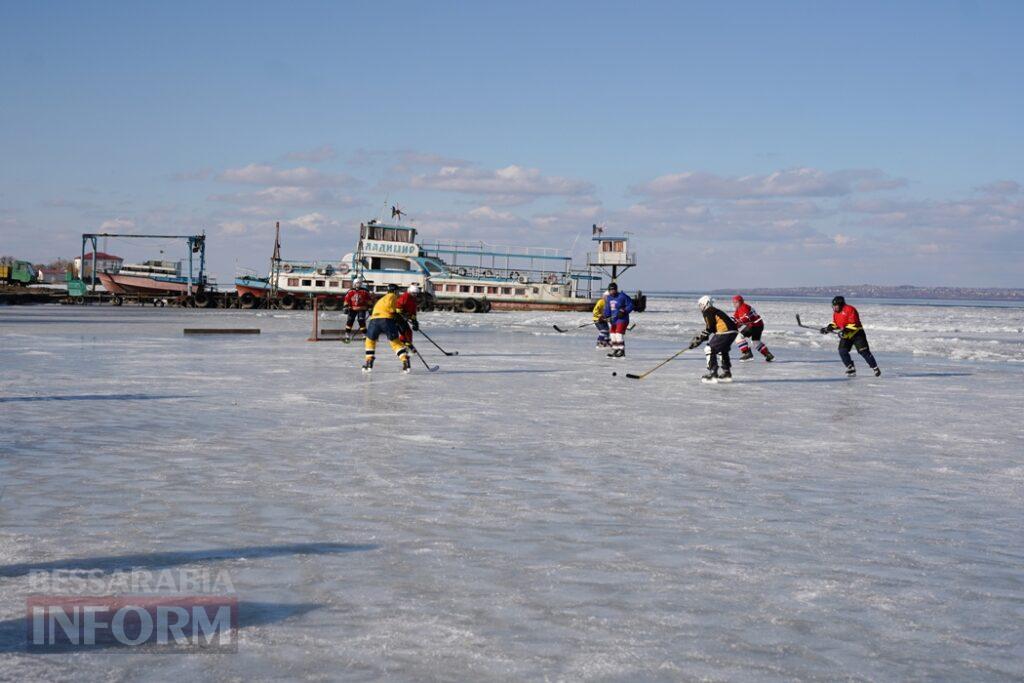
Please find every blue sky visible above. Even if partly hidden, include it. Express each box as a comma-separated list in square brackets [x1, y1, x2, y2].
[1, 1, 1022, 288]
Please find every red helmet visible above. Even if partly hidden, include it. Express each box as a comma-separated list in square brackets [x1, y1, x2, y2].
[733, 294, 744, 305]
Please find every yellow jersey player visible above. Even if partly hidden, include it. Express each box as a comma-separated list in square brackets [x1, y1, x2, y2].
[363, 283, 412, 373]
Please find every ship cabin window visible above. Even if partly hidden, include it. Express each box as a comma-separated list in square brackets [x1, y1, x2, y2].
[301, 279, 312, 287]
[287, 278, 299, 287]
[376, 285, 389, 293]
[601, 240, 625, 252]
[361, 225, 414, 243]
[487, 287, 498, 294]
[501, 287, 512, 295]
[422, 259, 445, 274]
[459, 285, 470, 293]
[473, 286, 484, 293]
[515, 288, 526, 296]
[329, 280, 338, 287]
[532, 287, 540, 294]
[342, 280, 352, 288]
[315, 280, 325, 287]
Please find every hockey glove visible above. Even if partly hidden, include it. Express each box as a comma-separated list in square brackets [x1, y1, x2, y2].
[411, 318, 419, 331]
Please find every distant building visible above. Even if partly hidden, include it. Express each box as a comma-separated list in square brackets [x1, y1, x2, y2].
[37, 266, 69, 284]
[74, 252, 122, 279]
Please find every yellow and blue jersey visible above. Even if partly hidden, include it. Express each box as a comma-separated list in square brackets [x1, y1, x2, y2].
[369, 292, 401, 320]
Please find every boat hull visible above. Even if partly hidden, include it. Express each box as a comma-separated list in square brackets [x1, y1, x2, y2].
[98, 272, 196, 295]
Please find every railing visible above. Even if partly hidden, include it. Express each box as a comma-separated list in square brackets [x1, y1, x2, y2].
[422, 239, 571, 262]
[437, 264, 572, 282]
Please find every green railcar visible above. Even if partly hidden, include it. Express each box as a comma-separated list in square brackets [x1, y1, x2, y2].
[0, 260, 37, 285]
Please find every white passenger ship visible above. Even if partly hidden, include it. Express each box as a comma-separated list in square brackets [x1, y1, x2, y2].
[236, 219, 622, 312]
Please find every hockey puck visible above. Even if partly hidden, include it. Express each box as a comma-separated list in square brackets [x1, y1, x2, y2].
[612, 371, 617, 376]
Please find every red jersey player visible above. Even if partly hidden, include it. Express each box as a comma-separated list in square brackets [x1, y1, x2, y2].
[732, 295, 774, 362]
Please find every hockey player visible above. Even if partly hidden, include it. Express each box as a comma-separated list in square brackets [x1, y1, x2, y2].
[342, 277, 373, 342]
[592, 290, 611, 349]
[732, 294, 774, 362]
[820, 296, 881, 377]
[395, 283, 421, 352]
[363, 283, 412, 373]
[602, 282, 634, 357]
[689, 295, 738, 382]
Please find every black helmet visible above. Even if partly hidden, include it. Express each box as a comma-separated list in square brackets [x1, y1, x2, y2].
[831, 295, 845, 308]
[387, 283, 399, 294]
[607, 281, 618, 291]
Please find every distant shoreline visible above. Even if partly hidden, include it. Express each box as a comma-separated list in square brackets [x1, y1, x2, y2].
[690, 285, 1024, 303]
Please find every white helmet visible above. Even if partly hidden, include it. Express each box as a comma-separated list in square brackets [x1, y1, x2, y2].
[408, 283, 421, 295]
[698, 295, 714, 311]
[602, 290, 610, 297]
[352, 277, 364, 288]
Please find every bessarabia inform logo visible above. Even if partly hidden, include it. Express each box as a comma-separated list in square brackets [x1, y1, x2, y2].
[25, 569, 237, 652]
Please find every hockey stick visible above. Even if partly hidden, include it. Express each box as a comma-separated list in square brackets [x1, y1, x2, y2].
[553, 321, 593, 333]
[417, 328, 458, 355]
[409, 346, 440, 372]
[795, 314, 840, 336]
[625, 344, 695, 380]
[554, 321, 637, 333]
[794, 313, 818, 330]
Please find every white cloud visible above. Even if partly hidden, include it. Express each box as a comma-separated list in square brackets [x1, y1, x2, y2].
[99, 218, 136, 231]
[975, 180, 1021, 195]
[467, 206, 521, 225]
[632, 167, 906, 199]
[284, 212, 342, 234]
[209, 187, 363, 209]
[411, 163, 593, 201]
[846, 194, 1024, 243]
[218, 221, 248, 236]
[219, 163, 356, 188]
[283, 145, 338, 163]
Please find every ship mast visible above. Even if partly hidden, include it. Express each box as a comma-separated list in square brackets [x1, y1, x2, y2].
[269, 221, 281, 299]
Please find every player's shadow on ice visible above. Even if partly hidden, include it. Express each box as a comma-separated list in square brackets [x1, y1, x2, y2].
[0, 542, 378, 578]
[740, 377, 854, 384]
[439, 368, 565, 375]
[0, 394, 189, 403]
[0, 601, 321, 653]
[456, 352, 555, 357]
[769, 359, 836, 364]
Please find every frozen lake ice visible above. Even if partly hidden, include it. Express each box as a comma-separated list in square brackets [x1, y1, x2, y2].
[1, 299, 1023, 680]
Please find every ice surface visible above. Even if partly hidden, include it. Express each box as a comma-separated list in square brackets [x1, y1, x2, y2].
[1, 300, 1023, 680]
